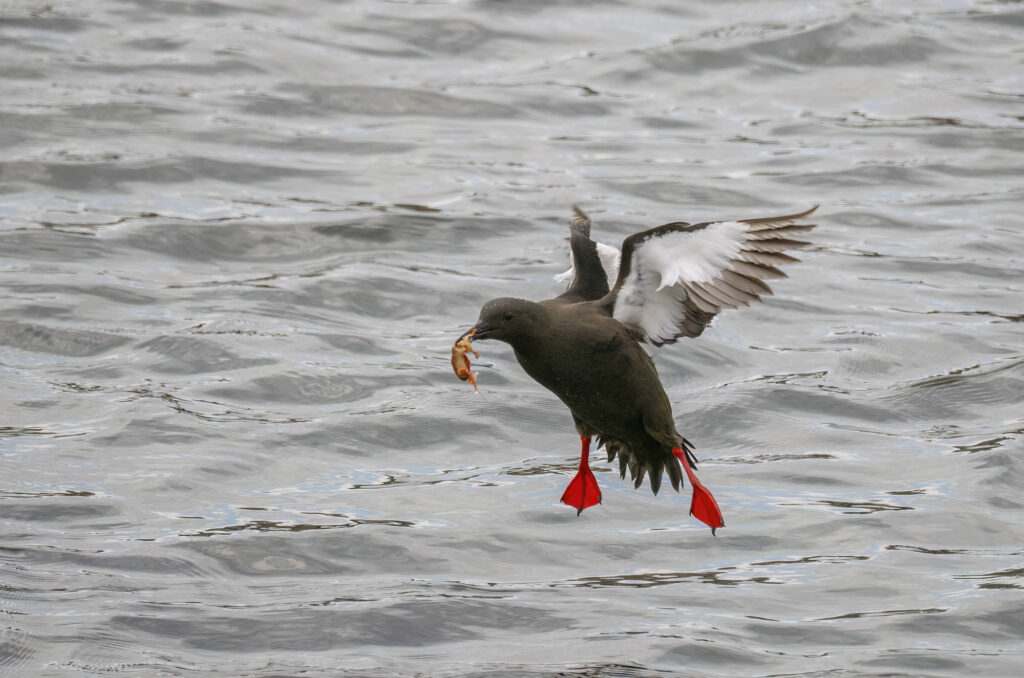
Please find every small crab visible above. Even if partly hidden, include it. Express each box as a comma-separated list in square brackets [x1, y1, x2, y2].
[451, 329, 481, 394]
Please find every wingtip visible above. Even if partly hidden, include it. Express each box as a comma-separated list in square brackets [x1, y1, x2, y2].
[569, 204, 591, 234]
[741, 205, 821, 228]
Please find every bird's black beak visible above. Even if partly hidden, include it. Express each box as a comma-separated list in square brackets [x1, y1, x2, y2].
[456, 326, 491, 345]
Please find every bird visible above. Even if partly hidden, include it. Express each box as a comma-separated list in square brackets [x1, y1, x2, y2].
[456, 204, 818, 533]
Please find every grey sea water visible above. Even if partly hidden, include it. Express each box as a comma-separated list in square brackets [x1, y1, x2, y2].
[2, 1, 1023, 676]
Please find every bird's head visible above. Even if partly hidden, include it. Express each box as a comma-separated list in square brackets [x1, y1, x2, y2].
[460, 297, 546, 347]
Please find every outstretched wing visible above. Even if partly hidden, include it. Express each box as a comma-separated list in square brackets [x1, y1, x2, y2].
[609, 206, 818, 346]
[554, 240, 621, 287]
[554, 205, 622, 302]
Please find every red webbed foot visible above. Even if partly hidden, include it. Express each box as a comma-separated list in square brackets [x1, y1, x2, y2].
[561, 466, 601, 516]
[673, 447, 725, 535]
[561, 436, 602, 516]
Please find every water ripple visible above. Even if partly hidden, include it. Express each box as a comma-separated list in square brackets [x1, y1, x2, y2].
[3, 0, 1023, 675]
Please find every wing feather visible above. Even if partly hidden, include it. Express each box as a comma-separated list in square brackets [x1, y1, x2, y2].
[698, 280, 747, 307]
[687, 282, 733, 310]
[683, 284, 720, 314]
[721, 269, 773, 296]
[748, 224, 816, 240]
[747, 237, 813, 253]
[738, 250, 800, 267]
[729, 259, 787, 280]
[742, 206, 819, 230]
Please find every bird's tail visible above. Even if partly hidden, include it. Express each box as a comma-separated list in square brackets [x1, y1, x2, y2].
[598, 436, 685, 496]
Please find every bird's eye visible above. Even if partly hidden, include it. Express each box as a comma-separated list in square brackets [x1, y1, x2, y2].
[503, 313, 513, 322]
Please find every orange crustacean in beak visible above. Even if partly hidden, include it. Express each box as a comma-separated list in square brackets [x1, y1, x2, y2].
[451, 328, 481, 394]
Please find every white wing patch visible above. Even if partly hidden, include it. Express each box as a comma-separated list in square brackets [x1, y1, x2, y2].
[651, 221, 746, 288]
[596, 242, 621, 286]
[613, 221, 747, 342]
[554, 261, 573, 284]
[616, 269, 688, 343]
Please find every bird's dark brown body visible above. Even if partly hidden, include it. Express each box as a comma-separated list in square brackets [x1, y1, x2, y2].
[474, 297, 686, 494]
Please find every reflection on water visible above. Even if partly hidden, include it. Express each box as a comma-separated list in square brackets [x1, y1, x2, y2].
[2, 0, 1023, 676]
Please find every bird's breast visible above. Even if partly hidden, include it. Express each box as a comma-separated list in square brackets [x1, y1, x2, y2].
[512, 327, 651, 422]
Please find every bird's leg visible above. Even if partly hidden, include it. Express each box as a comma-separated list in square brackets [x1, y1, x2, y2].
[672, 447, 725, 535]
[561, 435, 602, 516]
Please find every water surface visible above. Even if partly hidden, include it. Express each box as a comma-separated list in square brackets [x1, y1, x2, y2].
[2, 1, 1023, 676]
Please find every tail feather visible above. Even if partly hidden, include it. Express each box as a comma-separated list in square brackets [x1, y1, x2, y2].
[666, 457, 683, 492]
[678, 438, 699, 470]
[604, 437, 684, 495]
[649, 463, 662, 495]
[631, 459, 646, 490]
